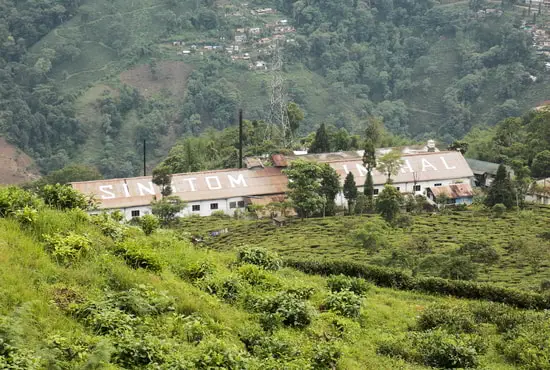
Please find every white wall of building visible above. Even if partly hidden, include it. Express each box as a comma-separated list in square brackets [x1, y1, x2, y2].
[335, 177, 473, 207]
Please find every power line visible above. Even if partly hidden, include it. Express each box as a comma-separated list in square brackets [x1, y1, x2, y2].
[269, 40, 291, 147]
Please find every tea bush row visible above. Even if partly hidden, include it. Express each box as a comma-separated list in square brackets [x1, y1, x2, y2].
[285, 259, 550, 309]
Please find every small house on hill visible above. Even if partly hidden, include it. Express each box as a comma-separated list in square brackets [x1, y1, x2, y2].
[466, 159, 513, 187]
[427, 184, 474, 205]
[526, 178, 550, 205]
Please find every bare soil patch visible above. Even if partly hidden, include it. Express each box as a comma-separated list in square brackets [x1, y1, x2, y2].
[0, 137, 40, 184]
[119, 61, 192, 99]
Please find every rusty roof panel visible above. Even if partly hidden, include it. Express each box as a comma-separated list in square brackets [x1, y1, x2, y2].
[71, 167, 287, 209]
[245, 157, 264, 169]
[429, 183, 474, 199]
[271, 154, 288, 167]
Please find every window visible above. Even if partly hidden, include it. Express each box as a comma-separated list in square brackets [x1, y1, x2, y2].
[192, 205, 200, 212]
[434, 183, 442, 187]
[229, 202, 237, 209]
[414, 185, 421, 192]
[373, 189, 379, 195]
[210, 203, 219, 210]
[238, 200, 245, 208]
[131, 210, 140, 217]
[396, 187, 400, 191]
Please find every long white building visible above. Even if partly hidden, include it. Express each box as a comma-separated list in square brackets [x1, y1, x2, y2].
[71, 150, 474, 219]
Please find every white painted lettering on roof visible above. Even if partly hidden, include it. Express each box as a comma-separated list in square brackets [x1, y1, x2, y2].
[400, 159, 414, 173]
[205, 176, 222, 190]
[123, 183, 130, 197]
[421, 159, 437, 172]
[342, 164, 350, 174]
[185, 178, 197, 191]
[228, 174, 248, 188]
[441, 156, 456, 170]
[355, 163, 368, 177]
[137, 182, 156, 196]
[100, 185, 115, 199]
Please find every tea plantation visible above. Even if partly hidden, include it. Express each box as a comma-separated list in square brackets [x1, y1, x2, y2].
[179, 206, 550, 291]
[1, 192, 550, 368]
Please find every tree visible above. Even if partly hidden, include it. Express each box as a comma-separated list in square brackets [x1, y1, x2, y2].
[309, 123, 330, 153]
[283, 160, 326, 218]
[375, 184, 403, 224]
[320, 164, 340, 216]
[484, 164, 516, 209]
[365, 118, 384, 146]
[151, 196, 186, 225]
[531, 150, 550, 179]
[152, 165, 173, 198]
[287, 102, 304, 138]
[362, 139, 377, 171]
[364, 172, 374, 211]
[42, 165, 103, 185]
[448, 141, 469, 155]
[40, 184, 94, 210]
[138, 214, 160, 235]
[343, 172, 358, 213]
[377, 151, 403, 183]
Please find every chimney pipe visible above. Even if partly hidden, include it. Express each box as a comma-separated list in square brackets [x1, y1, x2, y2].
[239, 109, 243, 169]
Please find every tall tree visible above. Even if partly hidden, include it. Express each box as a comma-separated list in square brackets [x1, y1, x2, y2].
[365, 118, 383, 147]
[364, 171, 375, 211]
[531, 150, 550, 179]
[377, 151, 403, 183]
[152, 165, 173, 198]
[376, 184, 403, 224]
[309, 123, 331, 153]
[343, 172, 358, 213]
[484, 164, 516, 209]
[287, 102, 304, 139]
[362, 139, 377, 171]
[320, 164, 341, 216]
[283, 160, 326, 218]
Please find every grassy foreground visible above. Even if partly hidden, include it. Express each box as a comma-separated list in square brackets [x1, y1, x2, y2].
[0, 208, 549, 368]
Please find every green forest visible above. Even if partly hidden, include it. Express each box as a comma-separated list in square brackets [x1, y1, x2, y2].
[2, 0, 550, 179]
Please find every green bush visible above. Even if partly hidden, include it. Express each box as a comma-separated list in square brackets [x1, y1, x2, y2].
[492, 203, 507, 218]
[40, 184, 93, 210]
[236, 246, 282, 271]
[177, 261, 214, 282]
[114, 241, 163, 272]
[237, 264, 278, 288]
[285, 259, 550, 309]
[321, 291, 362, 318]
[261, 292, 314, 328]
[349, 220, 389, 253]
[92, 213, 130, 241]
[417, 304, 477, 333]
[240, 332, 298, 360]
[111, 333, 168, 368]
[498, 320, 550, 370]
[327, 274, 371, 296]
[439, 256, 478, 281]
[458, 240, 500, 265]
[200, 276, 243, 303]
[0, 186, 42, 217]
[413, 329, 486, 368]
[193, 339, 249, 369]
[138, 214, 160, 235]
[43, 232, 91, 264]
[311, 343, 342, 370]
[14, 206, 38, 227]
[0, 316, 42, 369]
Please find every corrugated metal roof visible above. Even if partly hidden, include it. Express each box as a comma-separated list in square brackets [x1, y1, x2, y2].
[429, 183, 474, 199]
[465, 158, 500, 175]
[322, 151, 473, 186]
[245, 157, 264, 169]
[71, 167, 287, 209]
[271, 154, 287, 167]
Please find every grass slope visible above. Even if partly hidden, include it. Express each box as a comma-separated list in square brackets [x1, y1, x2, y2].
[0, 207, 543, 368]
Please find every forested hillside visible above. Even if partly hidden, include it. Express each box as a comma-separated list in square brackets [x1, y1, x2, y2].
[1, 0, 550, 179]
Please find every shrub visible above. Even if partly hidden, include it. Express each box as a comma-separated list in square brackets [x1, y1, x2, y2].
[540, 279, 550, 292]
[237, 264, 278, 288]
[439, 256, 478, 281]
[261, 292, 314, 328]
[497, 320, 550, 370]
[114, 241, 163, 272]
[43, 232, 92, 264]
[327, 275, 371, 296]
[285, 259, 550, 309]
[349, 220, 389, 253]
[92, 213, 129, 241]
[106, 286, 175, 316]
[413, 329, 486, 369]
[138, 214, 160, 235]
[0, 186, 42, 217]
[457, 240, 500, 265]
[417, 304, 477, 333]
[407, 235, 433, 255]
[236, 246, 282, 271]
[492, 203, 506, 218]
[240, 332, 298, 360]
[321, 291, 362, 318]
[177, 261, 214, 282]
[181, 314, 209, 343]
[40, 184, 94, 210]
[394, 213, 414, 228]
[311, 343, 342, 370]
[200, 276, 243, 303]
[14, 206, 38, 227]
[111, 333, 168, 368]
[193, 339, 248, 369]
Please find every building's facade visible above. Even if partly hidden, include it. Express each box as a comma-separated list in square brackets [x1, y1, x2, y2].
[426, 184, 474, 205]
[71, 151, 474, 219]
[525, 178, 550, 205]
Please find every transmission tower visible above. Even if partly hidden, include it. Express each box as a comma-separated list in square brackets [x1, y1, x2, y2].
[269, 40, 291, 147]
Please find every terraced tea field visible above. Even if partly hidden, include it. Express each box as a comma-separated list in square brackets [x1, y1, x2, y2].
[179, 206, 550, 290]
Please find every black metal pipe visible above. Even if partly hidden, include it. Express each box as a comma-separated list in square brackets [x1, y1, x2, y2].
[143, 139, 146, 176]
[239, 109, 243, 169]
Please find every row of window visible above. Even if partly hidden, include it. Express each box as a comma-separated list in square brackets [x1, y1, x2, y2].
[191, 200, 246, 212]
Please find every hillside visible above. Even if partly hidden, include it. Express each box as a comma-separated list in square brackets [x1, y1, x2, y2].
[1, 198, 550, 368]
[4, 0, 550, 177]
[0, 138, 40, 185]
